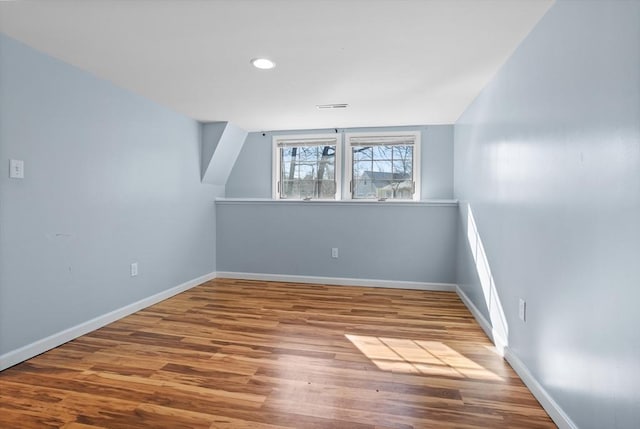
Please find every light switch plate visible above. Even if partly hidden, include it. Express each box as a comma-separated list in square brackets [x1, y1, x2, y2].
[10, 159, 24, 179]
[518, 298, 526, 322]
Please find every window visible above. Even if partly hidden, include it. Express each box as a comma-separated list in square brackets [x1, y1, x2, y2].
[272, 134, 341, 199]
[345, 132, 420, 200]
[272, 131, 420, 201]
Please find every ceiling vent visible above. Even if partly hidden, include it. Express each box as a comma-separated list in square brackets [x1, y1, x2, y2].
[316, 104, 349, 109]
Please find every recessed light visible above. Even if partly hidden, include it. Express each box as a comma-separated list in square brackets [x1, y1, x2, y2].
[251, 58, 276, 70]
[316, 104, 349, 109]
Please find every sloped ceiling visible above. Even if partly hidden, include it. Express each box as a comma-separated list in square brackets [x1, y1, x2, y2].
[0, 0, 554, 131]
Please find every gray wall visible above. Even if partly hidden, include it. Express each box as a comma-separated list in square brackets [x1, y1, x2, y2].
[454, 1, 640, 428]
[221, 125, 456, 284]
[217, 201, 457, 284]
[225, 125, 454, 200]
[0, 34, 221, 355]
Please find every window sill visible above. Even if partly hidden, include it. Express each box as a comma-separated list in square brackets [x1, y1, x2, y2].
[215, 198, 458, 207]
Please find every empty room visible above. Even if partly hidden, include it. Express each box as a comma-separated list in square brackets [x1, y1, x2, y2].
[0, 0, 638, 428]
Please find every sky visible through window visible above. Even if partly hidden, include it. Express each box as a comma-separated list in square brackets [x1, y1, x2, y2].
[352, 144, 413, 199]
[279, 145, 336, 199]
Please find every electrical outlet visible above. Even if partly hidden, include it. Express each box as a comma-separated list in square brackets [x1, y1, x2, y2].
[518, 299, 526, 322]
[331, 248, 339, 258]
[9, 159, 24, 179]
[131, 262, 138, 277]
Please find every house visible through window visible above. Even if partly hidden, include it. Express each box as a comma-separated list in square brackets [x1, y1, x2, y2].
[346, 132, 420, 200]
[272, 134, 341, 199]
[272, 131, 419, 201]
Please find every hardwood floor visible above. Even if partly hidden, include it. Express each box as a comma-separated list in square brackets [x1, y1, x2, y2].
[0, 279, 556, 428]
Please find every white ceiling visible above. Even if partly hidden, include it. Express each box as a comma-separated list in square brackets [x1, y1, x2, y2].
[0, 0, 553, 132]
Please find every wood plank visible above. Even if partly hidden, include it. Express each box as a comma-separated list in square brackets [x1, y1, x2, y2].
[0, 279, 556, 428]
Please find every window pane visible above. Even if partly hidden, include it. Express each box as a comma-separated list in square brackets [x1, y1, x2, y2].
[372, 160, 392, 173]
[278, 144, 336, 199]
[282, 147, 295, 159]
[353, 146, 372, 161]
[280, 179, 298, 199]
[298, 147, 315, 163]
[374, 145, 393, 160]
[393, 160, 411, 177]
[353, 179, 374, 198]
[319, 163, 334, 180]
[351, 143, 414, 199]
[352, 160, 370, 178]
[393, 145, 412, 159]
[318, 180, 336, 199]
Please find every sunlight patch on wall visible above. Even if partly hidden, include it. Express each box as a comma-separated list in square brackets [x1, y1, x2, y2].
[466, 205, 509, 354]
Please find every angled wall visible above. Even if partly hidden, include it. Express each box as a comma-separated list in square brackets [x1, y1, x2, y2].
[454, 1, 640, 428]
[0, 34, 222, 364]
[201, 121, 247, 186]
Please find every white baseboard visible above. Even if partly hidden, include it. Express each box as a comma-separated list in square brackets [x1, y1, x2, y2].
[216, 271, 457, 292]
[503, 348, 578, 429]
[455, 286, 577, 429]
[455, 286, 508, 355]
[0, 271, 217, 371]
[1, 270, 577, 429]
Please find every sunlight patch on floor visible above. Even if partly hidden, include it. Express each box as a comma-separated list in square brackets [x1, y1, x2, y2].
[346, 334, 502, 381]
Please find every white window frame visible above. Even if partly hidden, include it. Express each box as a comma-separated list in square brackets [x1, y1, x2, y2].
[344, 131, 421, 201]
[272, 133, 342, 200]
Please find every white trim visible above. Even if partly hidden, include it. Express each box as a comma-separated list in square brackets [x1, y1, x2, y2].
[216, 271, 456, 292]
[0, 271, 217, 371]
[344, 130, 421, 201]
[456, 286, 578, 429]
[215, 198, 458, 207]
[272, 135, 278, 199]
[272, 133, 342, 200]
[455, 286, 508, 354]
[503, 348, 579, 429]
